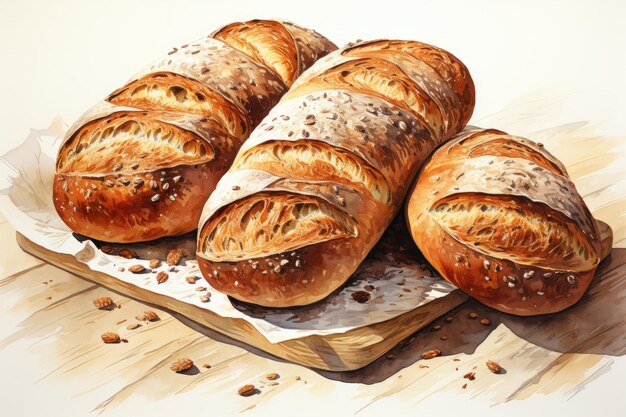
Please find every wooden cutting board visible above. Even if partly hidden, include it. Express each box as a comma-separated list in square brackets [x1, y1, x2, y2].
[15, 219, 468, 372]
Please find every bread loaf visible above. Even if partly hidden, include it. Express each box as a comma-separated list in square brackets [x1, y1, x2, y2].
[405, 127, 609, 315]
[196, 40, 475, 307]
[53, 19, 336, 243]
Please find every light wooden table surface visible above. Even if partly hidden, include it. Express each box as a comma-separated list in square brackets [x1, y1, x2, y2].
[1, 108, 625, 416]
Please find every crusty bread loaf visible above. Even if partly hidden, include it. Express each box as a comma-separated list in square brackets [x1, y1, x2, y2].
[196, 40, 475, 307]
[53, 19, 336, 243]
[405, 127, 610, 316]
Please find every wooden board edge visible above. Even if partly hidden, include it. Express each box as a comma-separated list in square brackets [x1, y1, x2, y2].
[15, 232, 467, 371]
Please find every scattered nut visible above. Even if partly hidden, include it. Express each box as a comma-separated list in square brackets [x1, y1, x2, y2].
[186, 276, 197, 284]
[463, 372, 476, 381]
[467, 312, 478, 319]
[266, 373, 279, 380]
[170, 358, 194, 373]
[486, 360, 502, 374]
[93, 297, 114, 309]
[101, 245, 114, 254]
[200, 295, 211, 303]
[421, 349, 441, 360]
[119, 249, 137, 259]
[480, 318, 491, 326]
[156, 271, 169, 284]
[195, 286, 207, 292]
[202, 364, 211, 369]
[128, 264, 145, 273]
[118, 267, 125, 272]
[149, 259, 161, 269]
[167, 249, 183, 266]
[441, 335, 449, 341]
[101, 332, 121, 344]
[135, 314, 146, 321]
[144, 311, 160, 321]
[444, 316, 454, 322]
[432, 325, 442, 331]
[126, 323, 141, 330]
[351, 291, 371, 303]
[121, 338, 128, 343]
[238, 384, 256, 397]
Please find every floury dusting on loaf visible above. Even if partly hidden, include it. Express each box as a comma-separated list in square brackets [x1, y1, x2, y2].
[196, 40, 476, 307]
[52, 20, 336, 243]
[405, 127, 611, 315]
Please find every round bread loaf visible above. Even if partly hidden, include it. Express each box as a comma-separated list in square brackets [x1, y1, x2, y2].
[405, 127, 607, 315]
[53, 19, 336, 243]
[196, 40, 475, 307]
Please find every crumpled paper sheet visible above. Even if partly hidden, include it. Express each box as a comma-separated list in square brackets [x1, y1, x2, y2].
[0, 119, 457, 343]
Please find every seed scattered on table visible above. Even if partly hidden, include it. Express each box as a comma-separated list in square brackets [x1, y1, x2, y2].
[195, 286, 207, 292]
[467, 312, 478, 319]
[200, 295, 210, 303]
[266, 373, 279, 380]
[421, 349, 441, 360]
[118, 267, 125, 272]
[119, 249, 137, 259]
[202, 364, 211, 369]
[463, 372, 476, 380]
[462, 383, 467, 389]
[101, 245, 114, 254]
[486, 360, 502, 374]
[143, 311, 160, 321]
[128, 264, 145, 273]
[351, 291, 371, 303]
[432, 324, 441, 331]
[295, 375, 301, 381]
[93, 297, 114, 309]
[121, 338, 128, 343]
[480, 318, 491, 326]
[149, 259, 161, 269]
[126, 323, 141, 330]
[186, 276, 197, 284]
[238, 384, 256, 396]
[441, 335, 448, 341]
[101, 332, 121, 344]
[167, 249, 183, 266]
[170, 358, 194, 373]
[156, 271, 169, 284]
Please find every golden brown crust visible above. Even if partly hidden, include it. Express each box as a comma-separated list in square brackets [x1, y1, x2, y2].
[212, 20, 300, 86]
[405, 127, 604, 315]
[53, 20, 336, 243]
[197, 40, 475, 307]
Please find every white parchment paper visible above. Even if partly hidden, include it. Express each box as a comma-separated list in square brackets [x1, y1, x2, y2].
[0, 119, 457, 343]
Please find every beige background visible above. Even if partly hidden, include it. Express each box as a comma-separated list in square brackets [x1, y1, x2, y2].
[1, 0, 625, 416]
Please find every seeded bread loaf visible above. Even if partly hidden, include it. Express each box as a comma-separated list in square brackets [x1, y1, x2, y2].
[196, 40, 476, 307]
[405, 127, 611, 315]
[53, 19, 336, 243]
